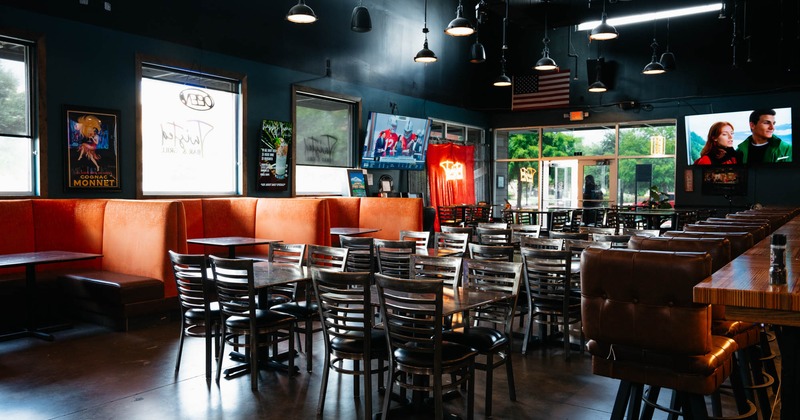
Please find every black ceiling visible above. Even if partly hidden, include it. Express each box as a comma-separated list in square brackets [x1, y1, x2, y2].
[2, 0, 798, 111]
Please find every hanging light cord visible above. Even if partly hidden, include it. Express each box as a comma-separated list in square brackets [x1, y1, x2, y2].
[423, 0, 430, 40]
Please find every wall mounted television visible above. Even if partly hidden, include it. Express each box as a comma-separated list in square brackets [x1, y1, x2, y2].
[701, 165, 748, 196]
[685, 107, 792, 165]
[360, 112, 432, 171]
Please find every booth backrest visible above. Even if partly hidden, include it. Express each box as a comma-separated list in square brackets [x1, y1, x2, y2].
[32, 199, 106, 272]
[358, 197, 423, 240]
[662, 230, 754, 259]
[254, 198, 331, 249]
[0, 200, 36, 275]
[684, 223, 766, 243]
[325, 197, 361, 229]
[101, 200, 187, 298]
[628, 236, 731, 273]
[581, 248, 713, 355]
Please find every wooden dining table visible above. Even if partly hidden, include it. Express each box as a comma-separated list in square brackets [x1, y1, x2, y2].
[187, 236, 281, 258]
[0, 250, 102, 342]
[693, 211, 800, 419]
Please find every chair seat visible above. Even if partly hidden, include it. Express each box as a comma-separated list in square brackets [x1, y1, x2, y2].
[331, 329, 388, 356]
[270, 301, 319, 319]
[443, 327, 507, 352]
[395, 342, 476, 368]
[224, 309, 296, 329]
[184, 301, 221, 320]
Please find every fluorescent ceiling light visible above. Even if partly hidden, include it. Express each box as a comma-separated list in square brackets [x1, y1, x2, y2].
[577, 4, 722, 31]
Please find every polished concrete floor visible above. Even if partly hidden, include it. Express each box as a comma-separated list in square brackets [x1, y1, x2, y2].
[0, 317, 777, 420]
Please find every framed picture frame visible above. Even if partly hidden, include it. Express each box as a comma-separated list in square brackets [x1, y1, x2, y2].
[346, 169, 368, 197]
[64, 105, 121, 191]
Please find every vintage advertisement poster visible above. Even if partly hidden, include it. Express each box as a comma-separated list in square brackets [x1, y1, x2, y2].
[65, 106, 121, 191]
[347, 169, 367, 197]
[258, 119, 292, 192]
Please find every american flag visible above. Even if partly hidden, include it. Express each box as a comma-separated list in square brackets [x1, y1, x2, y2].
[512, 70, 571, 111]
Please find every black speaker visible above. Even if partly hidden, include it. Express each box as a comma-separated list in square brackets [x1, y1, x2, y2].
[635, 164, 652, 183]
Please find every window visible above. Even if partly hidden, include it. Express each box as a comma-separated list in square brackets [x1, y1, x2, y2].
[0, 37, 36, 196]
[293, 87, 359, 196]
[138, 61, 243, 196]
[495, 120, 676, 209]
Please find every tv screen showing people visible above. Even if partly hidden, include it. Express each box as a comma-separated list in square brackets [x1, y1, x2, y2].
[361, 112, 431, 170]
[685, 107, 792, 165]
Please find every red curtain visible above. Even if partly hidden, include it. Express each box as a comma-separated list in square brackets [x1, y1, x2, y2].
[427, 143, 475, 231]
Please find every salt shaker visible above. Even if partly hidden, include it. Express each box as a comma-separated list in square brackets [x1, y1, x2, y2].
[770, 234, 787, 285]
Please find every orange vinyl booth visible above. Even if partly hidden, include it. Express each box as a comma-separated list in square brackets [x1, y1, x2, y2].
[0, 199, 187, 331]
[325, 197, 424, 242]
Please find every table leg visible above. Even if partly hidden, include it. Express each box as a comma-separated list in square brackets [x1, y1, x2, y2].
[0, 264, 58, 342]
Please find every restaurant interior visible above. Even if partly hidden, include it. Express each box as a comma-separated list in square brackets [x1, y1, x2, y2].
[1, 1, 799, 419]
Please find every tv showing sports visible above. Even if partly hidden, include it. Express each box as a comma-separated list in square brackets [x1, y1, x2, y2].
[685, 107, 792, 165]
[701, 165, 747, 196]
[361, 112, 431, 170]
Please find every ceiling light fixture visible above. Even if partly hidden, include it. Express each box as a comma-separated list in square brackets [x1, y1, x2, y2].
[659, 18, 676, 70]
[534, 5, 558, 71]
[469, 35, 486, 63]
[414, 0, 437, 63]
[588, 56, 607, 93]
[493, 0, 511, 87]
[579, 3, 721, 32]
[350, 1, 372, 33]
[589, 0, 618, 41]
[287, 0, 317, 24]
[445, 0, 475, 37]
[642, 22, 665, 75]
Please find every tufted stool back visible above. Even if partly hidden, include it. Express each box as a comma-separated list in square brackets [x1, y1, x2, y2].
[662, 230, 753, 259]
[580, 248, 736, 416]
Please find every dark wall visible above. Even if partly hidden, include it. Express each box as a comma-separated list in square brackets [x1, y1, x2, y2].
[0, 6, 488, 198]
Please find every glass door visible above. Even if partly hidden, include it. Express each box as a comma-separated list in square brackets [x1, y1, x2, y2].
[579, 161, 615, 208]
[541, 160, 577, 210]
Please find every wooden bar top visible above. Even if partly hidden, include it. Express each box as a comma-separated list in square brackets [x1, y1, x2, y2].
[693, 209, 800, 326]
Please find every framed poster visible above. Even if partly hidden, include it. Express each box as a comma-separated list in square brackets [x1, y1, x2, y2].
[347, 169, 368, 197]
[257, 119, 292, 192]
[65, 105, 121, 191]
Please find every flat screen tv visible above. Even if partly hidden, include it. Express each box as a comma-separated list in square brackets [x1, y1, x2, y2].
[685, 107, 792, 165]
[701, 165, 748, 196]
[360, 112, 431, 170]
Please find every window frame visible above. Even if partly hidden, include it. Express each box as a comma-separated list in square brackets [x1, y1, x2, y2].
[291, 85, 361, 197]
[0, 33, 44, 197]
[135, 54, 246, 198]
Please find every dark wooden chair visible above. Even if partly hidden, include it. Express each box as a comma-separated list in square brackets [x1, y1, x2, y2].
[444, 259, 523, 418]
[271, 244, 345, 372]
[169, 250, 220, 380]
[375, 239, 416, 279]
[312, 268, 386, 418]
[210, 256, 295, 390]
[375, 273, 477, 420]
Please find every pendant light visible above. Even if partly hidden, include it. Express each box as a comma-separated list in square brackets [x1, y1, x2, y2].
[414, 0, 437, 63]
[588, 56, 607, 93]
[350, 1, 372, 33]
[287, 0, 317, 24]
[659, 19, 676, 70]
[534, 5, 558, 71]
[589, 0, 618, 41]
[445, 0, 475, 37]
[642, 23, 665, 75]
[470, 35, 487, 63]
[493, 0, 511, 86]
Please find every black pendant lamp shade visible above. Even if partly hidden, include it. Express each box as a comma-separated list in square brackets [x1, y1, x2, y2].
[589, 1, 618, 41]
[351, 4, 372, 32]
[470, 39, 487, 63]
[287, 0, 317, 24]
[445, 0, 475, 36]
[415, 0, 437, 62]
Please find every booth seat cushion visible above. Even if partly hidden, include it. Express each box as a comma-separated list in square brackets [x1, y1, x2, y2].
[358, 197, 423, 240]
[60, 271, 164, 305]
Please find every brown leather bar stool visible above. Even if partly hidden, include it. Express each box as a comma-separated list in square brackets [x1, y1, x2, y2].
[581, 248, 740, 419]
[629, 236, 764, 418]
